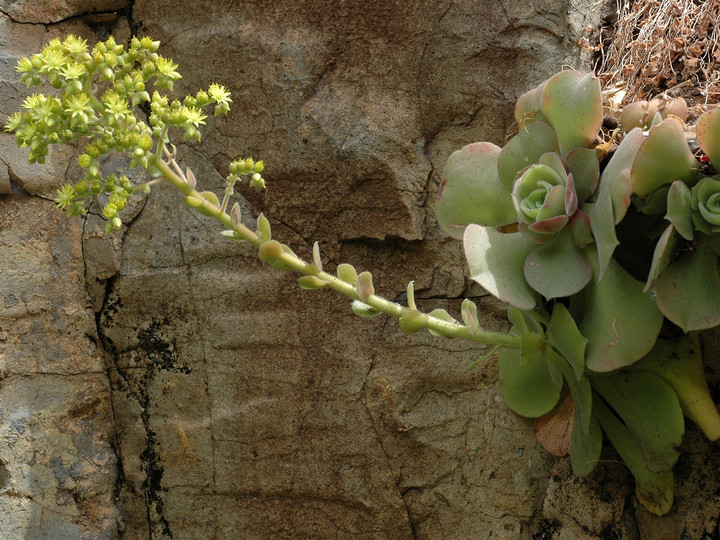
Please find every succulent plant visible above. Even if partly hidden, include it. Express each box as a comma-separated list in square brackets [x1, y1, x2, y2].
[437, 69, 720, 515]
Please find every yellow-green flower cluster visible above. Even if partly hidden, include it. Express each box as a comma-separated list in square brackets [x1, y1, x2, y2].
[228, 157, 265, 189]
[4, 34, 235, 232]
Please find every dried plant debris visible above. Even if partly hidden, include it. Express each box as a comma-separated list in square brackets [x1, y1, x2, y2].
[592, 0, 720, 116]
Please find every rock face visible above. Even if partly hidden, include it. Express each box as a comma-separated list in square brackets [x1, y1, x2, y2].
[3, 1, 720, 539]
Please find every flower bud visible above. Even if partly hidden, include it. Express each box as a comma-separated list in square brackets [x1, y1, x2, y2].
[75, 180, 89, 196]
[103, 203, 117, 218]
[196, 90, 209, 106]
[138, 134, 153, 151]
[250, 173, 265, 189]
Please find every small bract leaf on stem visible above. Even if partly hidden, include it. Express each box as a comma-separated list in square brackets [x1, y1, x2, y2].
[356, 271, 375, 302]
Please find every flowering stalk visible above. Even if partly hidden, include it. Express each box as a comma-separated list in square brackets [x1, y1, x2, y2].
[151, 152, 521, 348]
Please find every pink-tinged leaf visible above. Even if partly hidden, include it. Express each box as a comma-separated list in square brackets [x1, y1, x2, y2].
[565, 173, 578, 215]
[697, 110, 720, 167]
[528, 214, 568, 234]
[569, 210, 593, 248]
[536, 185, 567, 222]
[541, 71, 603, 156]
[621, 101, 650, 132]
[538, 152, 568, 179]
[436, 142, 516, 239]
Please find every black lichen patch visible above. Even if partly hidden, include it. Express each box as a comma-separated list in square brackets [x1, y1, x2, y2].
[532, 519, 560, 540]
[131, 317, 192, 539]
[135, 317, 191, 375]
[140, 426, 172, 538]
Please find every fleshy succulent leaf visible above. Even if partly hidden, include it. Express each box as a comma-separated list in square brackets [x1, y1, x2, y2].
[564, 173, 579, 216]
[588, 183, 619, 281]
[621, 97, 688, 131]
[568, 210, 593, 248]
[351, 300, 382, 318]
[547, 303, 587, 380]
[537, 151, 567, 179]
[620, 100, 650, 132]
[565, 147, 599, 203]
[498, 346, 561, 418]
[632, 335, 720, 442]
[597, 128, 644, 223]
[581, 251, 663, 372]
[631, 117, 699, 197]
[591, 371, 683, 473]
[644, 223, 679, 293]
[464, 225, 537, 310]
[523, 228, 592, 299]
[571, 411, 602, 476]
[540, 71, 602, 156]
[666, 180, 694, 240]
[544, 347, 592, 434]
[436, 142, 516, 238]
[497, 122, 559, 189]
[521, 331, 542, 366]
[515, 79, 548, 128]
[592, 395, 675, 516]
[654, 244, 720, 332]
